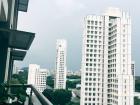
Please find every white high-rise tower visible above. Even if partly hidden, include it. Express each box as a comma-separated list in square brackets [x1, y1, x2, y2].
[81, 7, 134, 105]
[54, 39, 67, 89]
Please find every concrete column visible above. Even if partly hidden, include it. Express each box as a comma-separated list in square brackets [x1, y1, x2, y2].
[0, 37, 9, 84]
[8, 54, 14, 81]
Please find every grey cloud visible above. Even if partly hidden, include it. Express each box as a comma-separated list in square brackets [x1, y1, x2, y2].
[16, 0, 140, 75]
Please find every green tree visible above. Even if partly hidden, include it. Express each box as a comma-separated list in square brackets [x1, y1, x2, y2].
[42, 89, 54, 102]
[135, 80, 140, 92]
[53, 89, 72, 105]
[67, 75, 81, 79]
[134, 97, 140, 105]
[66, 80, 81, 89]
[9, 74, 28, 104]
[43, 89, 72, 105]
[46, 76, 54, 88]
[66, 102, 80, 105]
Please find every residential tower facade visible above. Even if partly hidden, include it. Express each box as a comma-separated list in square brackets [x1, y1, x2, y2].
[54, 39, 67, 89]
[81, 7, 134, 105]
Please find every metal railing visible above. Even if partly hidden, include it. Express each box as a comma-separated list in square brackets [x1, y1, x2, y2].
[6, 84, 53, 105]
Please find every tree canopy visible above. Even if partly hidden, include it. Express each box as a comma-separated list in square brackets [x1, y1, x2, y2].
[46, 76, 54, 88]
[134, 97, 140, 105]
[66, 80, 80, 89]
[67, 75, 81, 79]
[135, 79, 140, 92]
[43, 89, 72, 105]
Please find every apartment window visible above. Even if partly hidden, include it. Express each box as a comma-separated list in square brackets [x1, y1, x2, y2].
[95, 31, 97, 34]
[95, 27, 97, 30]
[86, 54, 89, 57]
[91, 21, 94, 24]
[89, 78, 92, 81]
[93, 88, 95, 91]
[94, 40, 97, 43]
[87, 30, 90, 33]
[123, 29, 125, 32]
[99, 21, 102, 25]
[89, 98, 91, 101]
[87, 35, 90, 38]
[94, 45, 97, 48]
[95, 21, 97, 25]
[87, 26, 90, 29]
[88, 20, 90, 24]
[90, 45, 93, 47]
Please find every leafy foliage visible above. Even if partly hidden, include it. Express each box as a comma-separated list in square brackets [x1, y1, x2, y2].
[46, 76, 54, 88]
[43, 89, 72, 105]
[42, 89, 54, 102]
[134, 97, 140, 105]
[67, 75, 81, 79]
[0, 70, 28, 105]
[66, 102, 80, 105]
[135, 79, 140, 92]
[10, 74, 28, 103]
[12, 69, 28, 84]
[66, 80, 81, 89]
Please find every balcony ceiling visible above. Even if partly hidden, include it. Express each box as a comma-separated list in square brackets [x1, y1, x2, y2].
[0, 28, 35, 50]
[11, 50, 26, 61]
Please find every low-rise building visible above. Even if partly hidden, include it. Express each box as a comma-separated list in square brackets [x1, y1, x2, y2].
[27, 64, 48, 92]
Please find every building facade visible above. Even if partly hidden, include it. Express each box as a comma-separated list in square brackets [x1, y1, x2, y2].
[0, 0, 35, 84]
[27, 64, 48, 92]
[81, 7, 134, 105]
[54, 39, 67, 89]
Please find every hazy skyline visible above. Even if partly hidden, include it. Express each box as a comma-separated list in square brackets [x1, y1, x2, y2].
[16, 0, 140, 75]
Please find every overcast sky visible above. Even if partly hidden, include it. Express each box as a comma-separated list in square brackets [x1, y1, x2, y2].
[16, 0, 140, 75]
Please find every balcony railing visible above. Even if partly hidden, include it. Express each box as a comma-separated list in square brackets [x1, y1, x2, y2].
[1, 84, 53, 105]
